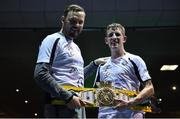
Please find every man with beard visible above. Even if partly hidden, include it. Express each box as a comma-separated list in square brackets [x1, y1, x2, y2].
[95, 23, 154, 118]
[34, 4, 106, 118]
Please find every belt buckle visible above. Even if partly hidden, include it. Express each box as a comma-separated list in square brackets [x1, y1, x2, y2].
[96, 81, 115, 106]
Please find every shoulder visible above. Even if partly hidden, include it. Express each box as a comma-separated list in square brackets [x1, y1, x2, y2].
[126, 52, 140, 59]
[43, 33, 62, 42]
[41, 32, 65, 47]
[126, 52, 145, 65]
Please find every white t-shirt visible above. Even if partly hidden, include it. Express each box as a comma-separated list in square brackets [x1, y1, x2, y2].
[37, 32, 84, 87]
[99, 52, 151, 91]
[98, 52, 151, 118]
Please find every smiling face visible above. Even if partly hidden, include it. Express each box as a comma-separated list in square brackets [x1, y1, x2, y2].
[105, 26, 126, 51]
[62, 11, 85, 39]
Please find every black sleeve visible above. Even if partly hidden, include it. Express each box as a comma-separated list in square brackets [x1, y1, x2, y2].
[33, 62, 73, 103]
[84, 61, 98, 79]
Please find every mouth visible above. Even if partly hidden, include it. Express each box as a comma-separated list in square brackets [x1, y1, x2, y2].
[70, 28, 77, 32]
[68, 27, 80, 38]
[110, 39, 119, 47]
[70, 27, 81, 35]
[71, 26, 79, 31]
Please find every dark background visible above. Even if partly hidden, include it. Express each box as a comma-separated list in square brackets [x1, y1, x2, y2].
[0, 0, 180, 118]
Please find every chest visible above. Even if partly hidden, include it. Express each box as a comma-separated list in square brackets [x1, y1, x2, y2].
[100, 59, 134, 80]
[54, 42, 84, 66]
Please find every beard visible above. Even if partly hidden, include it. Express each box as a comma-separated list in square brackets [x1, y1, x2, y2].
[67, 28, 82, 39]
[69, 30, 79, 38]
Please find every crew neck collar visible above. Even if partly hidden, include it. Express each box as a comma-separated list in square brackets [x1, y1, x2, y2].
[59, 32, 73, 42]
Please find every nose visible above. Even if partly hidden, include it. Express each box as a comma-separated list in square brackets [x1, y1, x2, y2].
[112, 33, 117, 39]
[73, 21, 82, 27]
[74, 22, 79, 27]
[72, 23, 78, 28]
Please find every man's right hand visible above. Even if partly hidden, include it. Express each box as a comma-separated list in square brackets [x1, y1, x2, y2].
[94, 57, 109, 65]
[66, 96, 86, 109]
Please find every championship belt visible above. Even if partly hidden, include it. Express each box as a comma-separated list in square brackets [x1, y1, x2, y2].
[59, 81, 152, 112]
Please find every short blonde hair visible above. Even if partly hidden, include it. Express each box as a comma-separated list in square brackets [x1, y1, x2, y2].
[106, 23, 126, 36]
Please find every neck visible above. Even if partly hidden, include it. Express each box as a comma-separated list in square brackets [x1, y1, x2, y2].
[60, 29, 73, 41]
[111, 49, 126, 59]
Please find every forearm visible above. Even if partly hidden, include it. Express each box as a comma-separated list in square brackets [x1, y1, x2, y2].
[84, 61, 98, 79]
[134, 86, 154, 103]
[34, 63, 73, 102]
[129, 80, 154, 105]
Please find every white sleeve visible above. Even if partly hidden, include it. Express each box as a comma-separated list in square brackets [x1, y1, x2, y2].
[36, 35, 57, 63]
[134, 56, 151, 82]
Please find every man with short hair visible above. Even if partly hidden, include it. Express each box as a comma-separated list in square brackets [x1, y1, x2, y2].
[34, 4, 106, 118]
[96, 23, 154, 118]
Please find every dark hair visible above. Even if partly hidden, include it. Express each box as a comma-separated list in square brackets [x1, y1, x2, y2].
[63, 4, 85, 17]
[106, 23, 126, 36]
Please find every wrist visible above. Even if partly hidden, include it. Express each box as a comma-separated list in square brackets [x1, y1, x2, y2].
[65, 95, 73, 104]
[127, 100, 134, 107]
[128, 98, 143, 106]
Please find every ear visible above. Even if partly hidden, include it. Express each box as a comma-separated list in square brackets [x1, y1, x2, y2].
[123, 35, 127, 43]
[61, 16, 65, 24]
[105, 37, 109, 45]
